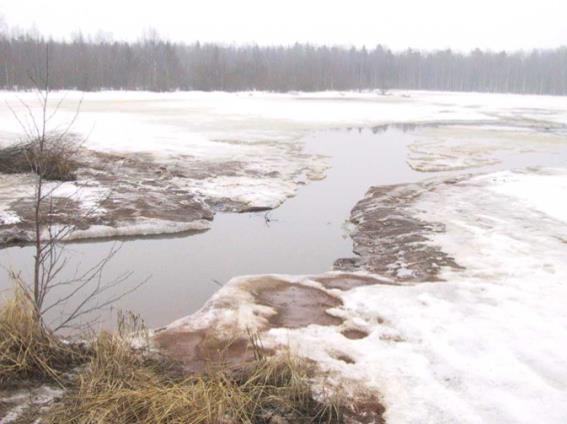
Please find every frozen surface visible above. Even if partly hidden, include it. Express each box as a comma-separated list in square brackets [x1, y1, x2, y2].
[163, 167, 567, 424]
[1, 90, 567, 156]
[407, 125, 567, 172]
[1, 90, 566, 241]
[488, 170, 567, 223]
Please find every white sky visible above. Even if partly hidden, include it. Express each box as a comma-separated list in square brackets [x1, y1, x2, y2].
[1, 0, 566, 51]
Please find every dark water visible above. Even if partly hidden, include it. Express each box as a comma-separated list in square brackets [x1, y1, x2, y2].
[1, 127, 566, 331]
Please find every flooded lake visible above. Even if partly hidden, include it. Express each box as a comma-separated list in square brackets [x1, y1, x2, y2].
[1, 126, 566, 330]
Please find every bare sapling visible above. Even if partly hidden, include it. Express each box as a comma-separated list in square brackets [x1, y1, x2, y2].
[5, 44, 143, 335]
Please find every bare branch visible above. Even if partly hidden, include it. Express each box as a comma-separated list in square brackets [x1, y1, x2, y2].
[6, 43, 143, 334]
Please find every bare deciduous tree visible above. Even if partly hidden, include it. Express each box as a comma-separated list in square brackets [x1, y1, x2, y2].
[6, 45, 143, 333]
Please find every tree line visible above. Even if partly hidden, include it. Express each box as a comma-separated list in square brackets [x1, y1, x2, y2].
[1, 31, 566, 95]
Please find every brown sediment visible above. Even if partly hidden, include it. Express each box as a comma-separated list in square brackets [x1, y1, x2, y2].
[11, 196, 86, 228]
[313, 273, 395, 290]
[335, 180, 463, 282]
[153, 329, 256, 373]
[342, 329, 369, 340]
[1, 196, 96, 245]
[345, 396, 386, 424]
[154, 274, 388, 422]
[155, 276, 346, 371]
[0, 144, 302, 246]
[251, 277, 344, 329]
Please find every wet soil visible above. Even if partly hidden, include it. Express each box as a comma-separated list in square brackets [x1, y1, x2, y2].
[252, 277, 344, 328]
[155, 276, 346, 371]
[154, 329, 254, 373]
[341, 329, 370, 340]
[0, 142, 313, 246]
[335, 180, 465, 282]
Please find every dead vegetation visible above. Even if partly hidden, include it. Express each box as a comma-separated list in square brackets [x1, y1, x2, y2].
[47, 329, 346, 423]
[0, 136, 79, 181]
[0, 286, 84, 387]
[0, 292, 367, 423]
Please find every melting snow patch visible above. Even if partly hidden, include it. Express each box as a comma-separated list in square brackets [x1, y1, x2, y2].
[487, 168, 567, 224]
[187, 176, 299, 210]
[161, 168, 567, 424]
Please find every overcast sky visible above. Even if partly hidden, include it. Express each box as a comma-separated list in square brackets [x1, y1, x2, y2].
[1, 0, 566, 51]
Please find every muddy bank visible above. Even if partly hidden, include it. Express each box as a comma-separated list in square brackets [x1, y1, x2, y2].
[334, 178, 465, 282]
[154, 272, 389, 423]
[0, 142, 326, 246]
[153, 272, 391, 371]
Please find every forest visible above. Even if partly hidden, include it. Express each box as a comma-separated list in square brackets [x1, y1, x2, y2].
[1, 30, 566, 94]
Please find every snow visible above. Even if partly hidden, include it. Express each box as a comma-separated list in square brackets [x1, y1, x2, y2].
[0, 174, 33, 225]
[407, 125, 567, 172]
[1, 90, 566, 157]
[381, 167, 567, 423]
[0, 210, 19, 225]
[1, 90, 566, 241]
[47, 181, 110, 216]
[164, 167, 567, 424]
[1, 90, 567, 420]
[185, 175, 300, 210]
[0, 174, 111, 231]
[487, 169, 567, 224]
[66, 218, 211, 240]
[164, 273, 297, 333]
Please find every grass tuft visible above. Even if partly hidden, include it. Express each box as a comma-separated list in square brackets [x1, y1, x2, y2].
[47, 329, 344, 423]
[0, 136, 78, 181]
[1, 295, 356, 423]
[0, 287, 83, 386]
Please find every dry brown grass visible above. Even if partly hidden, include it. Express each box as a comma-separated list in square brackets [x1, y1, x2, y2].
[1, 296, 355, 423]
[0, 287, 83, 386]
[47, 328, 344, 424]
[0, 136, 78, 181]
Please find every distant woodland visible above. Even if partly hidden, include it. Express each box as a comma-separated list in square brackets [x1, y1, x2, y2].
[1, 31, 566, 95]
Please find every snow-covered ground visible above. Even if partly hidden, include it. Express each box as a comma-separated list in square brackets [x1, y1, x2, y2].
[407, 125, 567, 172]
[1, 90, 567, 422]
[159, 167, 567, 424]
[2, 90, 567, 153]
[0, 90, 566, 242]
